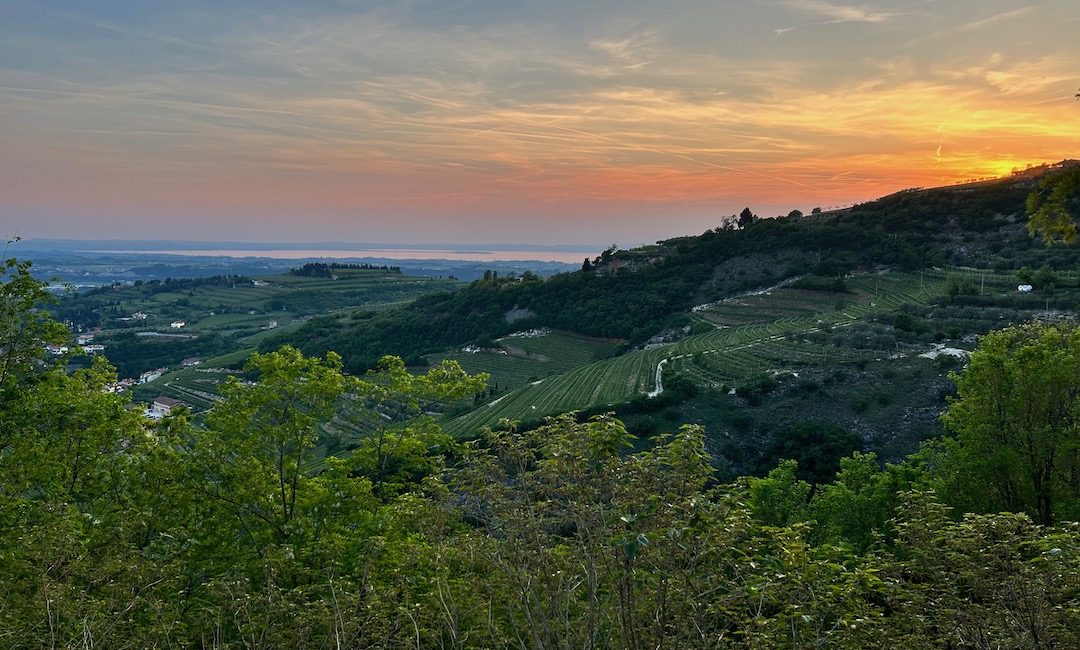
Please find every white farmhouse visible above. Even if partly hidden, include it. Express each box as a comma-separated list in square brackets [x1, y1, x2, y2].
[147, 396, 185, 418]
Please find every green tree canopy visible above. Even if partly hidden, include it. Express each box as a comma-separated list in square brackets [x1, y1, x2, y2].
[1026, 166, 1080, 245]
[3, 257, 1080, 647]
[942, 322, 1080, 525]
[0, 258, 67, 395]
[758, 420, 862, 485]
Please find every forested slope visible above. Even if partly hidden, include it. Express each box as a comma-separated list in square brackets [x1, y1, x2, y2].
[3, 256, 1079, 647]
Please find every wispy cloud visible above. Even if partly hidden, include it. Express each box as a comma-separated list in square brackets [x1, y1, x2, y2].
[55, 12, 224, 54]
[772, 0, 896, 36]
[931, 52, 1075, 96]
[780, 0, 894, 23]
[0, 82, 305, 117]
[588, 25, 660, 70]
[903, 6, 1037, 48]
[954, 6, 1036, 33]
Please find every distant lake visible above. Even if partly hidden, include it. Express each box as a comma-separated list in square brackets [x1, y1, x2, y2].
[89, 248, 589, 264]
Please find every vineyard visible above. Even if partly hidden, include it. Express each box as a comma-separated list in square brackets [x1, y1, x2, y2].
[440, 270, 1018, 435]
[430, 331, 621, 391]
[135, 364, 239, 411]
[133, 268, 1033, 437]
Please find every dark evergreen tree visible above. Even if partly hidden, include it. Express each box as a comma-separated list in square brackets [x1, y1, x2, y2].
[738, 207, 755, 229]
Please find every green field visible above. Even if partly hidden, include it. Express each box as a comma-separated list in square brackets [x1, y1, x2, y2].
[200, 347, 256, 368]
[439, 270, 1000, 435]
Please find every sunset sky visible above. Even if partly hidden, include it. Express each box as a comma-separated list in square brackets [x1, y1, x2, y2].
[2, 0, 1078, 246]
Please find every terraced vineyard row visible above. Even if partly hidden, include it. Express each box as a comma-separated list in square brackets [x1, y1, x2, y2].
[697, 289, 849, 326]
[143, 366, 239, 410]
[668, 338, 873, 389]
[430, 332, 620, 392]
[442, 271, 961, 435]
[435, 352, 554, 390]
[502, 331, 620, 362]
[442, 322, 810, 435]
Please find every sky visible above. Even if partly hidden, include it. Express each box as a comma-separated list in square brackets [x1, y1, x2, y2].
[1, 0, 1078, 247]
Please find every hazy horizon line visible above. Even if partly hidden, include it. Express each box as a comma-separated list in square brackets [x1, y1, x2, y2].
[16, 238, 607, 254]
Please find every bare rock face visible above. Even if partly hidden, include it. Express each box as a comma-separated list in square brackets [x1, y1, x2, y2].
[504, 306, 534, 323]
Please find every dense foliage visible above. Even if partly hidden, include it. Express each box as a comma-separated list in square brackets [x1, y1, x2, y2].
[3, 260, 1079, 648]
[92, 330, 229, 377]
[290, 262, 401, 276]
[940, 323, 1080, 525]
[1027, 166, 1080, 245]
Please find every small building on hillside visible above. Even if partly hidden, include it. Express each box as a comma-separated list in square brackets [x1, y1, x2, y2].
[82, 344, 105, 354]
[170, 320, 186, 329]
[1018, 284, 1034, 293]
[181, 357, 202, 367]
[139, 369, 164, 384]
[104, 378, 135, 393]
[147, 396, 185, 418]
